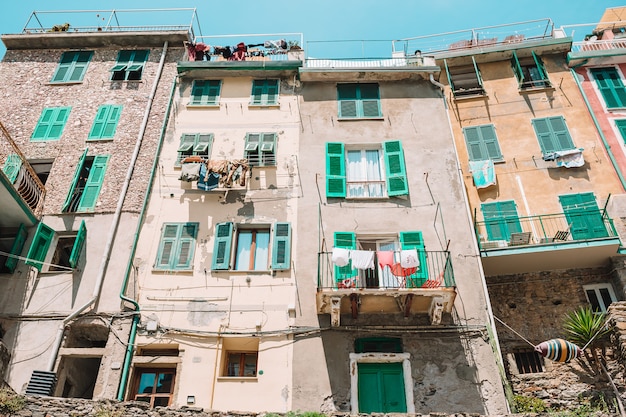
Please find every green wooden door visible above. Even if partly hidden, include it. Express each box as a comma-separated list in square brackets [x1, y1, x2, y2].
[559, 193, 608, 240]
[358, 362, 406, 413]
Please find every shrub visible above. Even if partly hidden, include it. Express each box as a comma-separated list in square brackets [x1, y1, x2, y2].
[0, 387, 26, 414]
[512, 394, 547, 412]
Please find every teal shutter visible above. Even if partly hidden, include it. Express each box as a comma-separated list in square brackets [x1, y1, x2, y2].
[559, 193, 608, 240]
[251, 80, 278, 105]
[211, 222, 233, 270]
[69, 220, 86, 268]
[89, 105, 122, 139]
[616, 119, 626, 144]
[358, 362, 406, 413]
[326, 142, 346, 198]
[32, 107, 71, 140]
[480, 125, 502, 160]
[463, 125, 502, 161]
[511, 51, 524, 86]
[52, 51, 93, 83]
[68, 51, 93, 82]
[175, 223, 198, 269]
[360, 83, 382, 117]
[32, 108, 55, 139]
[25, 222, 55, 271]
[443, 59, 455, 91]
[271, 222, 291, 270]
[337, 84, 358, 118]
[399, 231, 428, 286]
[89, 106, 109, 138]
[481, 201, 522, 241]
[155, 224, 180, 269]
[52, 52, 75, 82]
[48, 107, 71, 139]
[251, 81, 265, 105]
[2, 153, 22, 183]
[531, 51, 548, 82]
[591, 67, 626, 109]
[265, 80, 279, 105]
[334, 231, 357, 282]
[102, 105, 122, 138]
[5, 224, 27, 272]
[77, 155, 109, 212]
[191, 80, 221, 105]
[383, 141, 408, 196]
[62, 148, 89, 212]
[532, 116, 574, 154]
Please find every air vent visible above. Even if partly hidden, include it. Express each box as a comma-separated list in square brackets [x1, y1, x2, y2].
[25, 370, 57, 396]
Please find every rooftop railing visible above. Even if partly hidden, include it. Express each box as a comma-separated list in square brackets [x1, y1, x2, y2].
[192, 33, 304, 62]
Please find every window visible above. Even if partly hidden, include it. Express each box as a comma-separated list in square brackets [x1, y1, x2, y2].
[25, 221, 86, 271]
[250, 79, 279, 106]
[51, 51, 93, 83]
[616, 119, 626, 144]
[531, 116, 576, 156]
[325, 141, 408, 198]
[154, 223, 198, 271]
[591, 67, 626, 109]
[444, 57, 485, 98]
[481, 200, 522, 241]
[584, 284, 617, 312]
[62, 150, 110, 213]
[463, 124, 503, 161]
[225, 352, 258, 377]
[28, 159, 54, 185]
[244, 133, 276, 167]
[189, 80, 221, 106]
[0, 224, 27, 273]
[31, 107, 71, 141]
[111, 50, 149, 81]
[88, 105, 122, 140]
[131, 368, 175, 407]
[559, 193, 609, 240]
[211, 222, 291, 271]
[337, 83, 382, 118]
[355, 337, 403, 353]
[176, 133, 212, 166]
[511, 51, 550, 89]
[513, 350, 544, 374]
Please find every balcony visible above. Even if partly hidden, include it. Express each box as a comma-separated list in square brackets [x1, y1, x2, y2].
[316, 250, 456, 326]
[0, 122, 45, 228]
[475, 212, 621, 275]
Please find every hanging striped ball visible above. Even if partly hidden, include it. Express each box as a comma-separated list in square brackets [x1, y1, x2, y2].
[534, 339, 582, 363]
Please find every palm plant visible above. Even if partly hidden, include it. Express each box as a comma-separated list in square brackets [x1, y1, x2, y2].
[563, 306, 610, 367]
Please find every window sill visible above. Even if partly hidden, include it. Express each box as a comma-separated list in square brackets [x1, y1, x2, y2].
[518, 85, 554, 94]
[151, 268, 194, 274]
[186, 104, 220, 109]
[337, 116, 384, 121]
[86, 138, 114, 142]
[30, 138, 61, 142]
[47, 81, 84, 86]
[248, 104, 280, 109]
[212, 269, 272, 274]
[453, 93, 487, 101]
[217, 376, 258, 382]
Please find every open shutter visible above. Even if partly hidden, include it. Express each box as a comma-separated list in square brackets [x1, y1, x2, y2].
[271, 222, 291, 270]
[511, 51, 524, 86]
[384, 141, 408, 196]
[326, 142, 346, 198]
[2, 153, 22, 183]
[211, 222, 233, 270]
[69, 220, 86, 268]
[334, 231, 357, 282]
[443, 59, 455, 91]
[155, 224, 179, 269]
[360, 84, 382, 117]
[175, 223, 197, 269]
[532, 118, 557, 154]
[337, 84, 358, 118]
[400, 231, 428, 285]
[78, 155, 109, 212]
[88, 106, 109, 139]
[25, 222, 55, 271]
[62, 148, 89, 212]
[531, 51, 547, 82]
[5, 223, 27, 273]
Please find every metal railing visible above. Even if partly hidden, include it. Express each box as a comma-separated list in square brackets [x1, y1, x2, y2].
[0, 122, 45, 217]
[317, 250, 454, 290]
[193, 33, 304, 63]
[571, 38, 626, 53]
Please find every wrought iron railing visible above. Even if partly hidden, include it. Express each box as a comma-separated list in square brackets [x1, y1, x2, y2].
[317, 250, 455, 290]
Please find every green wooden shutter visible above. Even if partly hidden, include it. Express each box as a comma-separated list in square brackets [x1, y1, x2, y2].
[77, 155, 109, 212]
[155, 224, 180, 269]
[32, 107, 70, 140]
[68, 51, 93, 82]
[559, 193, 608, 240]
[337, 84, 358, 118]
[463, 126, 485, 160]
[358, 362, 406, 413]
[5, 224, 27, 273]
[69, 220, 86, 268]
[2, 153, 22, 183]
[481, 201, 522, 241]
[616, 119, 626, 144]
[102, 105, 122, 138]
[480, 125, 502, 160]
[511, 51, 524, 86]
[62, 148, 89, 212]
[591, 67, 626, 109]
[212, 222, 233, 270]
[204, 81, 222, 105]
[531, 51, 548, 82]
[32, 108, 55, 139]
[251, 80, 265, 105]
[548, 116, 575, 151]
[265, 80, 279, 105]
[89, 105, 122, 139]
[334, 231, 356, 282]
[52, 52, 74, 82]
[400, 231, 428, 285]
[48, 107, 71, 139]
[326, 142, 346, 198]
[175, 223, 198, 269]
[384, 141, 408, 196]
[271, 222, 291, 270]
[443, 59, 455, 91]
[25, 222, 55, 271]
[360, 84, 382, 117]
[89, 106, 109, 139]
[532, 117, 556, 154]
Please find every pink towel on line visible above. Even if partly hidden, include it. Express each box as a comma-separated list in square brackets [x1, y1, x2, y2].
[377, 251, 394, 268]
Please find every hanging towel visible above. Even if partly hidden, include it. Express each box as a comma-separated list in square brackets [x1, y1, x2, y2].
[377, 250, 394, 268]
[469, 159, 496, 189]
[350, 250, 375, 270]
[179, 163, 200, 182]
[332, 247, 350, 267]
[555, 149, 585, 168]
[400, 249, 419, 268]
[197, 164, 220, 191]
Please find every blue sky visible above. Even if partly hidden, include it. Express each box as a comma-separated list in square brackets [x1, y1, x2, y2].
[1, 1, 625, 58]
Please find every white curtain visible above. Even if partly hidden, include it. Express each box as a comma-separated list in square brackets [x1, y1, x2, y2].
[347, 149, 383, 197]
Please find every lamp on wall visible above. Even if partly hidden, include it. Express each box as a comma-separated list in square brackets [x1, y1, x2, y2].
[186, 395, 196, 405]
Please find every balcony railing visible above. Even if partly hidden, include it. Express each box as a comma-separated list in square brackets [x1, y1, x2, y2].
[317, 250, 455, 291]
[0, 122, 45, 217]
[571, 39, 626, 53]
[475, 211, 618, 251]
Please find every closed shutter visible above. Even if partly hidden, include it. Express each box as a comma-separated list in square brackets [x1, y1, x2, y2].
[559, 193, 608, 240]
[205, 81, 221, 105]
[32, 108, 55, 139]
[47, 107, 71, 139]
[77, 155, 109, 212]
[326, 142, 346, 198]
[591, 68, 626, 109]
[25, 222, 55, 271]
[2, 153, 22, 183]
[532, 116, 574, 154]
[211, 222, 233, 270]
[62, 148, 89, 212]
[175, 223, 198, 269]
[5, 224, 27, 272]
[481, 201, 522, 241]
[480, 125, 502, 160]
[156, 224, 179, 269]
[399, 231, 428, 285]
[102, 105, 122, 138]
[548, 116, 574, 151]
[334, 231, 357, 282]
[271, 222, 291, 270]
[68, 51, 93, 82]
[360, 83, 382, 117]
[89, 106, 109, 138]
[265, 80, 279, 105]
[337, 84, 358, 118]
[51, 52, 74, 82]
[69, 220, 86, 268]
[616, 119, 626, 144]
[251, 81, 265, 105]
[464, 126, 485, 160]
[383, 141, 408, 196]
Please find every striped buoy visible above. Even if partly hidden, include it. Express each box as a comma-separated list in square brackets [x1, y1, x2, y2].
[534, 339, 582, 362]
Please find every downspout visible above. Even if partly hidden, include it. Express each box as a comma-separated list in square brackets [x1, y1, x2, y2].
[570, 68, 626, 191]
[429, 73, 445, 91]
[116, 70, 178, 401]
[46, 41, 171, 372]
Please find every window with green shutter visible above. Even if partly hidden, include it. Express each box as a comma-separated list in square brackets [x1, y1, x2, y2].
[559, 193, 608, 240]
[212, 222, 234, 270]
[244, 133, 276, 167]
[463, 124, 503, 161]
[326, 142, 346, 198]
[26, 222, 55, 271]
[616, 119, 626, 144]
[444, 58, 485, 98]
[62, 151, 110, 213]
[31, 107, 71, 141]
[250, 79, 279, 106]
[334, 231, 357, 283]
[271, 222, 291, 270]
[399, 231, 428, 286]
[591, 67, 626, 109]
[3, 224, 27, 273]
[190, 80, 222, 106]
[383, 141, 408, 196]
[51, 51, 93, 83]
[88, 105, 122, 140]
[531, 116, 576, 156]
[511, 50, 550, 89]
[481, 200, 522, 241]
[69, 220, 86, 268]
[176, 133, 213, 166]
[337, 83, 382, 119]
[155, 223, 198, 270]
[111, 50, 149, 81]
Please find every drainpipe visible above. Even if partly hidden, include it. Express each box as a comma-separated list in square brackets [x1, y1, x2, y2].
[46, 41, 171, 372]
[429, 73, 445, 91]
[570, 68, 626, 191]
[116, 71, 178, 401]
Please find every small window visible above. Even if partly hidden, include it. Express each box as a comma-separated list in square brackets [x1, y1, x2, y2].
[155, 223, 198, 271]
[591, 67, 626, 109]
[176, 133, 213, 166]
[513, 350, 544, 374]
[531, 116, 576, 156]
[444, 57, 485, 98]
[31, 107, 71, 141]
[337, 83, 382, 118]
[62, 150, 110, 213]
[189, 80, 221, 106]
[463, 124, 503, 161]
[584, 284, 617, 312]
[244, 133, 276, 167]
[355, 337, 402, 353]
[235, 227, 270, 271]
[224, 352, 258, 377]
[88, 105, 122, 140]
[111, 50, 149, 81]
[250, 79, 279, 106]
[131, 368, 175, 407]
[51, 51, 93, 83]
